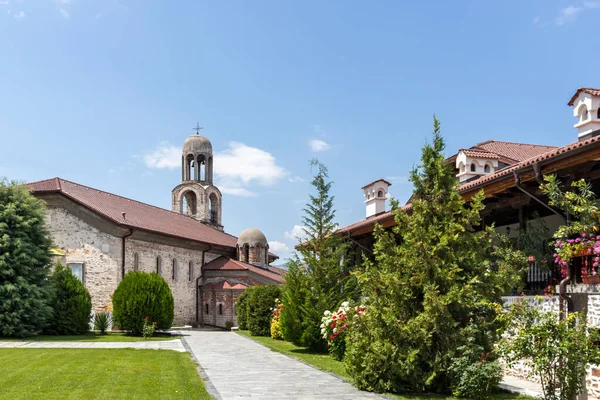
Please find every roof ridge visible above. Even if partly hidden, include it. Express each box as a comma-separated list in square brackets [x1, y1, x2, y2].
[475, 139, 558, 148]
[56, 178, 237, 238]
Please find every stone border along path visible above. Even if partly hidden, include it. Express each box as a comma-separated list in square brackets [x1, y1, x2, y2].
[182, 330, 387, 400]
[0, 338, 186, 352]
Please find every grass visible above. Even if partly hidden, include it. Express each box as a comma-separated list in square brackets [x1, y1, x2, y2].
[0, 332, 180, 342]
[236, 330, 535, 400]
[0, 348, 211, 399]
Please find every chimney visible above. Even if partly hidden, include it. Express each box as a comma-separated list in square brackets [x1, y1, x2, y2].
[568, 88, 600, 141]
[362, 179, 391, 218]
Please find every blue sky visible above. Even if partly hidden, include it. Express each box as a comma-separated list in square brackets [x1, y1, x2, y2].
[1, 1, 598, 262]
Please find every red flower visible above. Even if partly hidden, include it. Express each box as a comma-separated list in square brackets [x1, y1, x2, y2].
[145, 316, 149, 321]
[153, 322, 157, 326]
[330, 321, 337, 328]
[329, 335, 334, 340]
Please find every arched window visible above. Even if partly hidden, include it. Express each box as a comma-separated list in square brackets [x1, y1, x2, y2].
[377, 190, 384, 198]
[597, 108, 600, 119]
[581, 106, 589, 122]
[219, 304, 223, 315]
[205, 304, 209, 314]
[459, 162, 465, 173]
[188, 261, 193, 281]
[470, 164, 476, 172]
[133, 252, 140, 272]
[198, 154, 206, 181]
[172, 259, 178, 281]
[156, 256, 162, 275]
[243, 244, 249, 262]
[208, 156, 213, 182]
[209, 193, 218, 224]
[182, 191, 197, 215]
[185, 154, 195, 181]
[484, 164, 491, 173]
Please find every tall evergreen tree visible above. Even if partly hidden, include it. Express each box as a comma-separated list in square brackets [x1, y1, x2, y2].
[0, 179, 52, 337]
[344, 118, 526, 394]
[281, 160, 357, 351]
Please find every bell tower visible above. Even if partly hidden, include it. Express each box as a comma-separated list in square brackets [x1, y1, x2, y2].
[171, 125, 223, 231]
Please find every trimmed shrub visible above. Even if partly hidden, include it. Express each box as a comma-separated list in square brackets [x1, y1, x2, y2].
[246, 285, 281, 336]
[44, 263, 92, 335]
[235, 291, 249, 330]
[112, 271, 174, 336]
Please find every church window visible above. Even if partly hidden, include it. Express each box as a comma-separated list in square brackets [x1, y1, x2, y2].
[459, 163, 465, 173]
[68, 263, 84, 282]
[581, 106, 589, 122]
[219, 304, 223, 315]
[133, 252, 140, 272]
[188, 261, 193, 281]
[205, 304, 209, 314]
[198, 154, 206, 181]
[172, 259, 178, 281]
[597, 108, 600, 119]
[377, 189, 384, 198]
[182, 191, 197, 216]
[470, 164, 476, 172]
[258, 245, 265, 266]
[243, 245, 249, 263]
[484, 164, 491, 173]
[209, 193, 218, 224]
[156, 256, 162, 275]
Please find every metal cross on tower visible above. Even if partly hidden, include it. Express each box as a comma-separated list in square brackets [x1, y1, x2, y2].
[193, 122, 203, 135]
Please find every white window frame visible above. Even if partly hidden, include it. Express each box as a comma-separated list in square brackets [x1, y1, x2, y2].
[67, 262, 84, 283]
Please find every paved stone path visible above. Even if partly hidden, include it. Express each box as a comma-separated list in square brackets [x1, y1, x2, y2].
[0, 339, 186, 352]
[182, 330, 385, 400]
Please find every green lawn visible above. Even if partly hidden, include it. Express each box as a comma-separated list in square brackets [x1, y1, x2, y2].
[0, 332, 180, 342]
[0, 348, 211, 399]
[236, 330, 535, 400]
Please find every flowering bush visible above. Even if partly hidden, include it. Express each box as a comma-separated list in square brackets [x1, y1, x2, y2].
[142, 316, 156, 340]
[320, 302, 365, 360]
[552, 234, 600, 278]
[270, 298, 283, 340]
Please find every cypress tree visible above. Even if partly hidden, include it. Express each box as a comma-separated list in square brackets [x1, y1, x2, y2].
[0, 179, 52, 337]
[281, 160, 357, 351]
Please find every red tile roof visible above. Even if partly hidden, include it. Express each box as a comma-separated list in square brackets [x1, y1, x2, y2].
[459, 149, 500, 159]
[203, 256, 285, 283]
[339, 134, 600, 235]
[203, 281, 248, 290]
[469, 140, 558, 164]
[26, 177, 238, 248]
[568, 88, 600, 106]
[361, 179, 392, 189]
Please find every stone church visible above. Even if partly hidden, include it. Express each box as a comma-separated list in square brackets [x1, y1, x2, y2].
[27, 132, 285, 328]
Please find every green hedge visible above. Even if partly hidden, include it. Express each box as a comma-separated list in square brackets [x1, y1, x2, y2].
[44, 263, 92, 335]
[246, 285, 281, 336]
[235, 291, 249, 330]
[112, 271, 174, 336]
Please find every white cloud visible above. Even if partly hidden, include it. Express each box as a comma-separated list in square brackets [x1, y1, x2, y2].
[584, 1, 600, 8]
[219, 186, 257, 197]
[141, 140, 286, 197]
[288, 176, 305, 183]
[308, 139, 330, 152]
[532, 16, 540, 24]
[284, 225, 308, 242]
[214, 142, 286, 186]
[60, 8, 69, 18]
[268, 241, 289, 254]
[0, 1, 9, 5]
[142, 142, 180, 169]
[556, 5, 582, 24]
[14, 10, 25, 19]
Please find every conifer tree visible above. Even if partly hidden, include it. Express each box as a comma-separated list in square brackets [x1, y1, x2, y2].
[344, 118, 526, 394]
[0, 179, 52, 337]
[281, 160, 356, 351]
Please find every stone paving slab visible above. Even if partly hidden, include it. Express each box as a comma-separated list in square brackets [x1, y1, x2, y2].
[182, 330, 386, 400]
[0, 339, 186, 352]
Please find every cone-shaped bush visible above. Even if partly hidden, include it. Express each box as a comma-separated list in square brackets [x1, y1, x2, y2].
[246, 285, 281, 336]
[44, 263, 92, 335]
[112, 271, 174, 336]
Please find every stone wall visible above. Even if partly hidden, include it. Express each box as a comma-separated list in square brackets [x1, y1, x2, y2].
[201, 289, 243, 327]
[502, 294, 600, 398]
[125, 239, 221, 325]
[46, 207, 121, 311]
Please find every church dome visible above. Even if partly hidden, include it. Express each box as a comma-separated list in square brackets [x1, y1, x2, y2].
[237, 228, 268, 247]
[183, 134, 212, 154]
